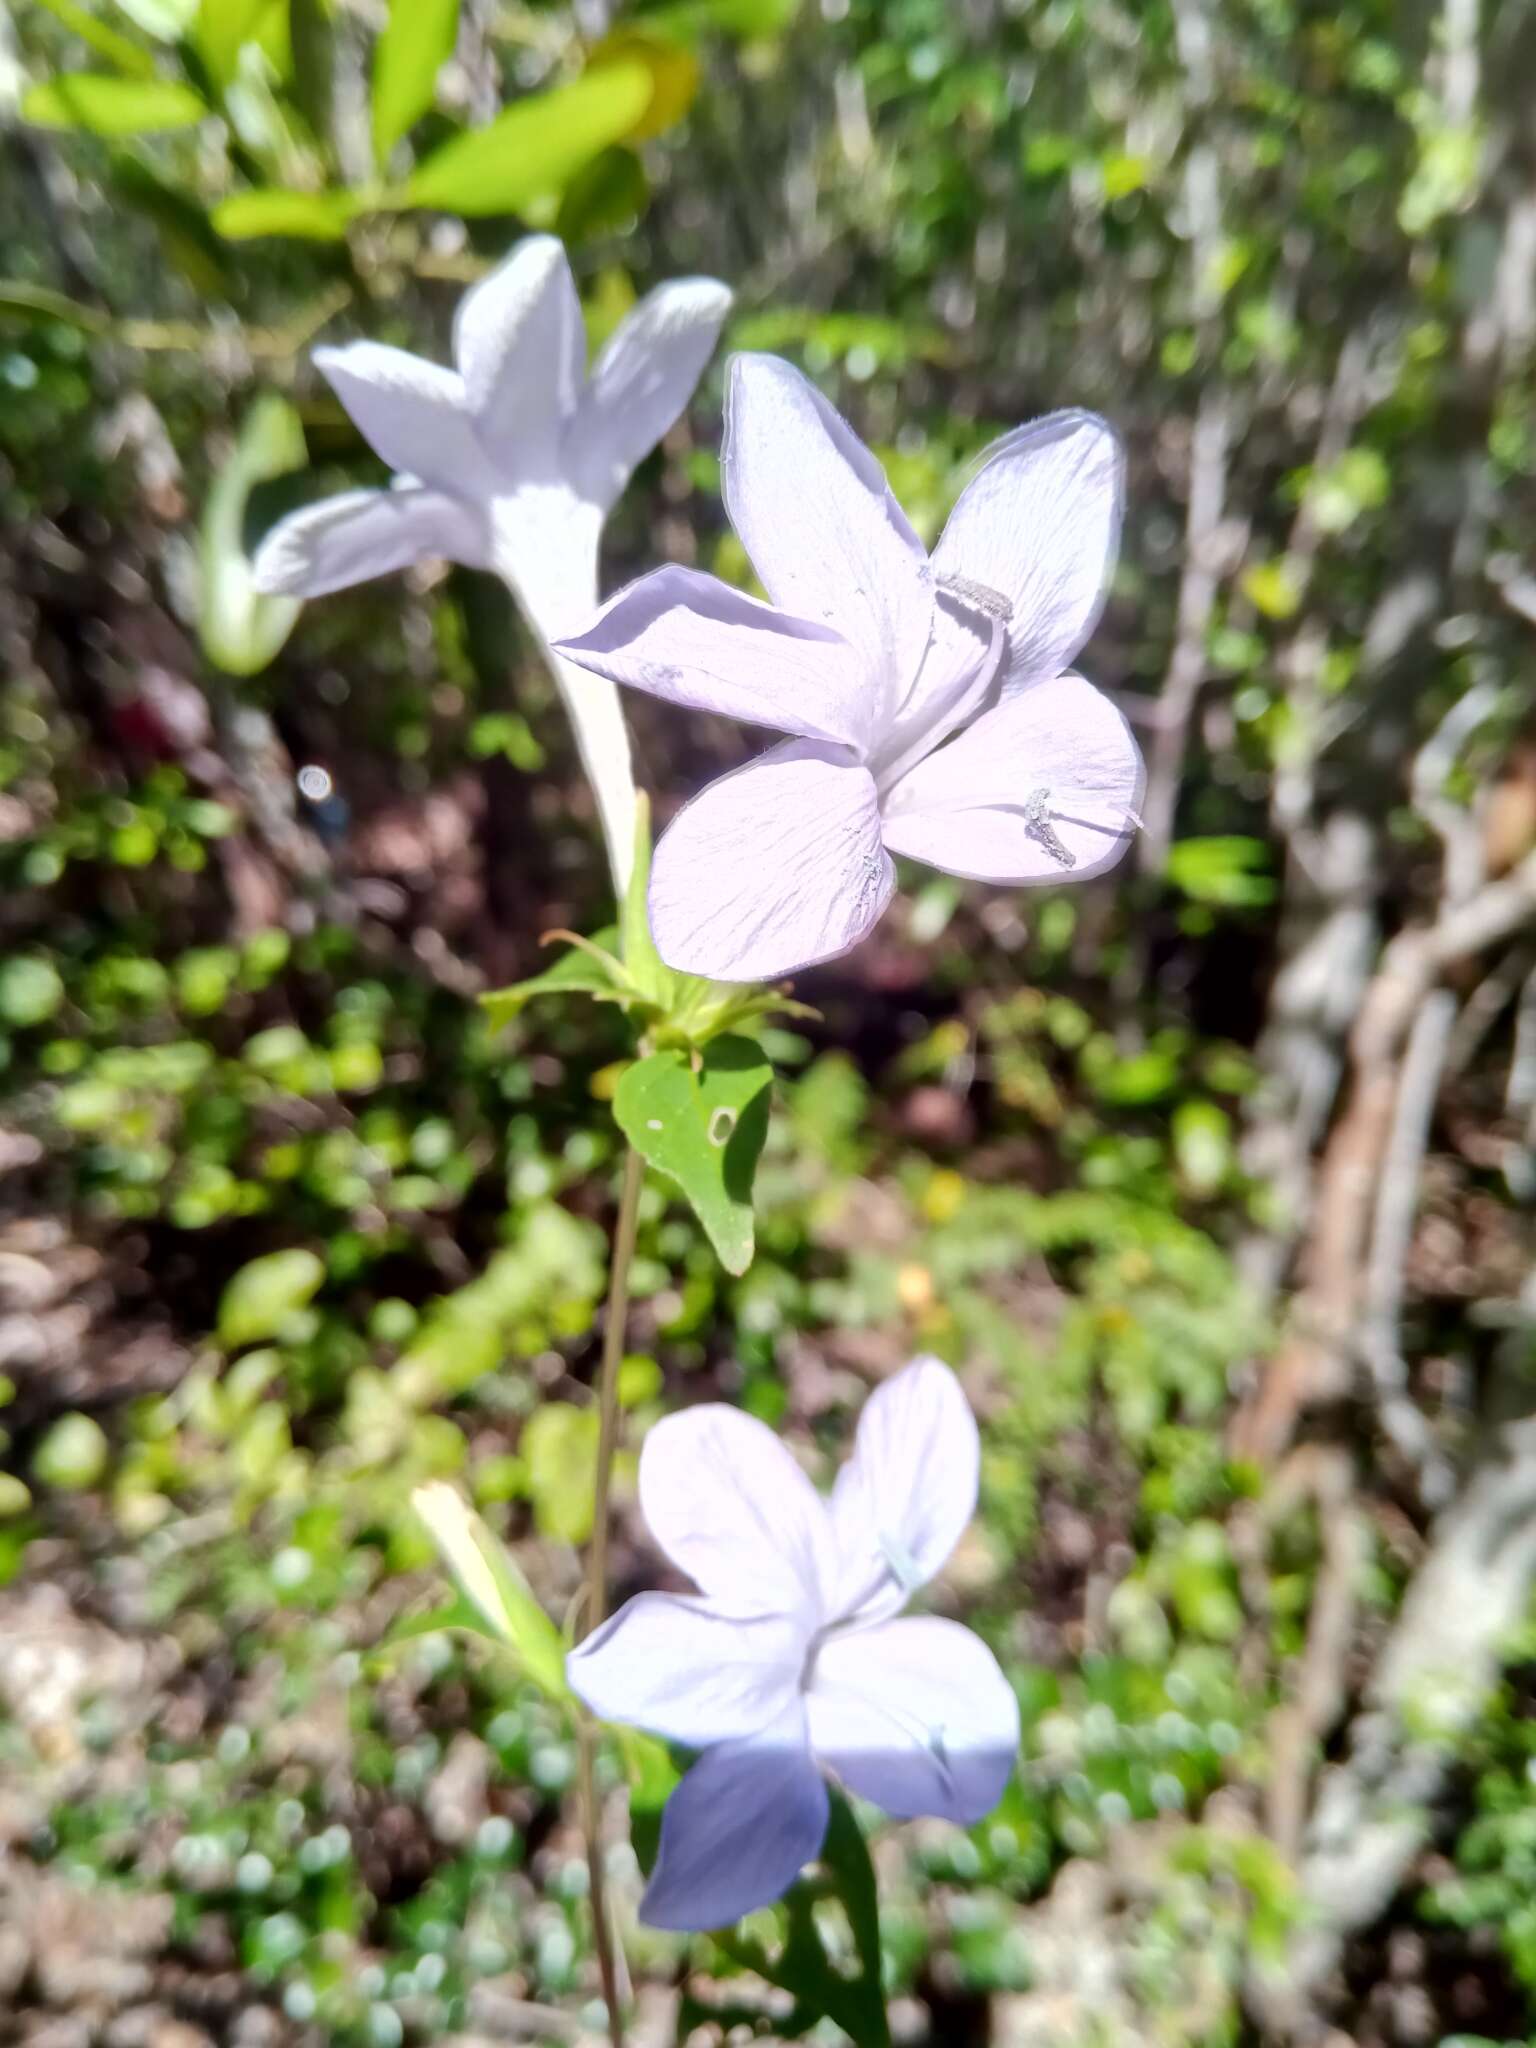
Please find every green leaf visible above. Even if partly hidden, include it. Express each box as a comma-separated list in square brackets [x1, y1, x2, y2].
[636, 0, 800, 39]
[814, 1794, 892, 2048]
[410, 1482, 570, 1698]
[33, 1413, 110, 1492]
[32, 0, 156, 76]
[217, 1248, 325, 1348]
[480, 927, 625, 1031]
[372, 0, 460, 164]
[0, 955, 66, 1028]
[194, 0, 284, 87]
[399, 61, 655, 217]
[1166, 836, 1277, 907]
[23, 74, 209, 135]
[199, 393, 307, 673]
[555, 145, 648, 243]
[519, 1403, 600, 1545]
[212, 187, 362, 241]
[614, 1037, 772, 1274]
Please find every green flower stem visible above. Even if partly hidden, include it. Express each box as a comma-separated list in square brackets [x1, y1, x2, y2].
[574, 1141, 647, 2047]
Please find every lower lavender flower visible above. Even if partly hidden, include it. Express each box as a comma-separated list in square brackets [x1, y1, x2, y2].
[567, 1357, 1019, 1930]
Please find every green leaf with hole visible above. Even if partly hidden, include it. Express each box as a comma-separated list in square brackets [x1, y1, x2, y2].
[372, 0, 460, 163]
[614, 1037, 772, 1274]
[399, 61, 654, 216]
[200, 393, 306, 673]
[218, 1248, 324, 1349]
[23, 74, 209, 134]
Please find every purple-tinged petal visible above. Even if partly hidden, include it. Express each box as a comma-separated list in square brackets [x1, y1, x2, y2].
[312, 341, 487, 495]
[828, 1358, 980, 1629]
[933, 411, 1122, 692]
[554, 564, 876, 751]
[567, 1592, 804, 1747]
[641, 1704, 828, 1931]
[251, 485, 486, 598]
[880, 673, 1143, 884]
[806, 1617, 1019, 1824]
[722, 355, 933, 716]
[872, 587, 1003, 790]
[640, 1403, 837, 1627]
[451, 234, 584, 469]
[650, 739, 893, 981]
[566, 277, 733, 511]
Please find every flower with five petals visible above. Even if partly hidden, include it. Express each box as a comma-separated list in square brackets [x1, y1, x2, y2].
[567, 1356, 1019, 1931]
[252, 235, 732, 888]
[555, 353, 1143, 978]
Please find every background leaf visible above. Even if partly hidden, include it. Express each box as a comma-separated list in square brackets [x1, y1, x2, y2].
[218, 1249, 325, 1349]
[400, 62, 654, 217]
[211, 186, 360, 240]
[23, 74, 209, 134]
[372, 0, 461, 164]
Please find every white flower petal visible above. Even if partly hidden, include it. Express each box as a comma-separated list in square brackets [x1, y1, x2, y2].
[451, 234, 584, 469]
[554, 564, 877, 752]
[566, 276, 733, 511]
[640, 1703, 829, 1931]
[828, 1357, 980, 1628]
[650, 739, 894, 982]
[933, 411, 1122, 691]
[251, 485, 485, 597]
[640, 1403, 837, 1624]
[880, 672, 1144, 884]
[722, 354, 933, 716]
[313, 341, 487, 494]
[872, 588, 1003, 790]
[807, 1617, 1019, 1824]
[567, 1592, 804, 1747]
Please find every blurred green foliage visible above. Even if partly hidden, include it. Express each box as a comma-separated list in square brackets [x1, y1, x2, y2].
[5, 0, 1536, 2041]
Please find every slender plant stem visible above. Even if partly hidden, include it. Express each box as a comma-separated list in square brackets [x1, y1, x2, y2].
[582, 1144, 647, 1643]
[574, 1143, 646, 2048]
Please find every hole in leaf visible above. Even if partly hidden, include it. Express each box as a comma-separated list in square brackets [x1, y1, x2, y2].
[707, 1106, 737, 1146]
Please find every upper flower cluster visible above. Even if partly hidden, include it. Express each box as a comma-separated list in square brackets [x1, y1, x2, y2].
[555, 354, 1144, 982]
[567, 1357, 1019, 1930]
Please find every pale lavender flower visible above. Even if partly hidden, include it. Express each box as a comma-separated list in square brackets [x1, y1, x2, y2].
[555, 354, 1143, 979]
[567, 1357, 1019, 1932]
[252, 235, 732, 888]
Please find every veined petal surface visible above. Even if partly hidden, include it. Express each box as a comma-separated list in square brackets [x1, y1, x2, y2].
[567, 277, 733, 511]
[722, 355, 932, 720]
[828, 1357, 980, 1628]
[640, 1704, 829, 1931]
[640, 1403, 837, 1624]
[567, 1592, 804, 1747]
[650, 739, 894, 981]
[312, 342, 487, 495]
[555, 564, 876, 751]
[806, 1616, 1019, 1824]
[933, 410, 1122, 692]
[880, 673, 1143, 883]
[251, 485, 486, 597]
[452, 234, 584, 468]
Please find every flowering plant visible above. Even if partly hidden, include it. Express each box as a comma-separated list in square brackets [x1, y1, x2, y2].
[244, 237, 1138, 2045]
